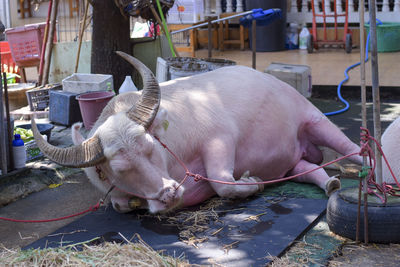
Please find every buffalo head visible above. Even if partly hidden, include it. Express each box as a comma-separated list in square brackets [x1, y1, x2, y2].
[32, 51, 184, 213]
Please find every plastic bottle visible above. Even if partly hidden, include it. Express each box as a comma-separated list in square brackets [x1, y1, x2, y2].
[118, 76, 138, 94]
[299, 25, 310, 50]
[286, 23, 299, 49]
[12, 134, 26, 169]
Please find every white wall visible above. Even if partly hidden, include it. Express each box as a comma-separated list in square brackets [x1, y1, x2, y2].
[0, 0, 11, 29]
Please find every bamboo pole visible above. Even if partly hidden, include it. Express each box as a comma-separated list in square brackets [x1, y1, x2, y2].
[74, 0, 90, 73]
[149, 4, 180, 57]
[41, 0, 59, 86]
[368, 0, 383, 186]
[38, 0, 53, 85]
[357, 0, 367, 243]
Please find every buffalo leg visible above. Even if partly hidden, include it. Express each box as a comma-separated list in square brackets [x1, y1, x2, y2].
[202, 136, 263, 198]
[306, 117, 363, 165]
[289, 159, 340, 196]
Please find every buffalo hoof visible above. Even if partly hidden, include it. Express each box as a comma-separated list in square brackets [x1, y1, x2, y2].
[240, 171, 264, 192]
[325, 176, 341, 196]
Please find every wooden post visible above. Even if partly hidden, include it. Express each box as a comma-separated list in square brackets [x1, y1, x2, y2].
[41, 0, 59, 86]
[3, 73, 13, 170]
[75, 0, 90, 73]
[356, 0, 368, 244]
[252, 20, 256, 69]
[38, 0, 53, 85]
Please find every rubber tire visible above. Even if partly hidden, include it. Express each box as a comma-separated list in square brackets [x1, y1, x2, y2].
[327, 188, 400, 243]
[345, 33, 352, 54]
[307, 34, 313, 54]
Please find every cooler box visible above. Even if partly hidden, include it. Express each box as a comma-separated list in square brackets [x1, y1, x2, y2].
[264, 63, 312, 98]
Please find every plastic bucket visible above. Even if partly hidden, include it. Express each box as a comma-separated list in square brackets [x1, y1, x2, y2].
[76, 91, 115, 130]
[365, 22, 400, 52]
[169, 62, 208, 80]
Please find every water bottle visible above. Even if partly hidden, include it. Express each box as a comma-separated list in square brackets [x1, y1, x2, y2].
[299, 26, 310, 50]
[118, 76, 138, 94]
[12, 134, 26, 169]
[286, 23, 299, 50]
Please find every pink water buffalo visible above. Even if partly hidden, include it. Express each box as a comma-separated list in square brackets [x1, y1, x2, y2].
[32, 52, 363, 213]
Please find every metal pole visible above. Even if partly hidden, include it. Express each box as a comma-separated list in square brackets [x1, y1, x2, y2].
[208, 17, 212, 58]
[171, 10, 253, 35]
[0, 72, 6, 175]
[0, 21, 6, 175]
[368, 0, 382, 186]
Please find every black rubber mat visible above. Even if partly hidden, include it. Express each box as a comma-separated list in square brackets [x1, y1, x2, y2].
[26, 195, 327, 266]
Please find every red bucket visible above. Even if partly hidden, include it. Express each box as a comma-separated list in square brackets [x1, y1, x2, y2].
[76, 91, 115, 130]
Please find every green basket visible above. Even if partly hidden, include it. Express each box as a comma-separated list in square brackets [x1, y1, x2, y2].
[365, 22, 400, 52]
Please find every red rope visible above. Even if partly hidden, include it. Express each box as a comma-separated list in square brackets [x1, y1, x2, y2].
[359, 127, 400, 203]
[0, 186, 115, 223]
[3, 129, 399, 223]
[156, 130, 400, 204]
[155, 136, 360, 186]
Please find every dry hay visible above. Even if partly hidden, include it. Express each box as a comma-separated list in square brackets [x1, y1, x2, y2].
[139, 197, 227, 248]
[0, 234, 189, 267]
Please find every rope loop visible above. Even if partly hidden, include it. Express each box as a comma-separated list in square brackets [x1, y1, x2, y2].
[193, 174, 203, 182]
[90, 202, 101, 212]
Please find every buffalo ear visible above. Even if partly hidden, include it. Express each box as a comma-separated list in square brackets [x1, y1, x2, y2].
[149, 108, 169, 137]
[71, 122, 85, 145]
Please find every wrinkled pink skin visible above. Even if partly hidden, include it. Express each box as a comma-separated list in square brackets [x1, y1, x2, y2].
[72, 66, 362, 213]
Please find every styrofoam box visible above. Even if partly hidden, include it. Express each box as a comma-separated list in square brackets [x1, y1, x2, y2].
[264, 63, 312, 98]
[167, 0, 204, 24]
[62, 73, 114, 94]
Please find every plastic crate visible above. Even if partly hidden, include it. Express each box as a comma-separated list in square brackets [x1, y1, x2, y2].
[5, 22, 50, 67]
[26, 83, 62, 111]
[365, 22, 400, 52]
[0, 41, 19, 75]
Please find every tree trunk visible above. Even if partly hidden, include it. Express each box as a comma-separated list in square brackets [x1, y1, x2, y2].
[91, 0, 131, 92]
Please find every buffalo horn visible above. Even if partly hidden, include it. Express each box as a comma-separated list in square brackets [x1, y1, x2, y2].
[115, 51, 160, 129]
[31, 119, 105, 168]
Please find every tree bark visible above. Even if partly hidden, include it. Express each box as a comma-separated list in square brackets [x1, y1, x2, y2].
[91, 0, 131, 92]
